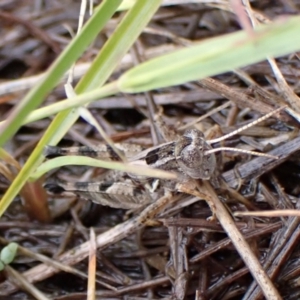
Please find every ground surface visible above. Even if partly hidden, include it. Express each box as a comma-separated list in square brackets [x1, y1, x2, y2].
[1, 1, 300, 299]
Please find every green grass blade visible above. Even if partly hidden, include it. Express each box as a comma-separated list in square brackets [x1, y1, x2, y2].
[0, 0, 122, 147]
[0, 0, 162, 218]
[31, 0, 162, 146]
[30, 157, 176, 181]
[75, 0, 162, 93]
[17, 83, 118, 126]
[118, 16, 300, 92]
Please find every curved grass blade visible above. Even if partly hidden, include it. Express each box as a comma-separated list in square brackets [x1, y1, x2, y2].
[30, 156, 176, 181]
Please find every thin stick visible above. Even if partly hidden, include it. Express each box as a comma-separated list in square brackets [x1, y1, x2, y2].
[200, 180, 281, 300]
[179, 101, 232, 130]
[234, 210, 300, 217]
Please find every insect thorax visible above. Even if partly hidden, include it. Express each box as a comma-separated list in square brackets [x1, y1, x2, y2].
[175, 129, 216, 180]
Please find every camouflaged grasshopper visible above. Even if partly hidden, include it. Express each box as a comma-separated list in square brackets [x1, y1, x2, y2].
[44, 107, 282, 215]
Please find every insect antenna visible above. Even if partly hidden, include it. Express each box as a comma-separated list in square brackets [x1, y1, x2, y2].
[208, 106, 286, 145]
[204, 106, 286, 159]
[204, 147, 278, 159]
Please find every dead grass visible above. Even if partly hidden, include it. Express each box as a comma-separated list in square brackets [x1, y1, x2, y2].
[1, 1, 300, 299]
